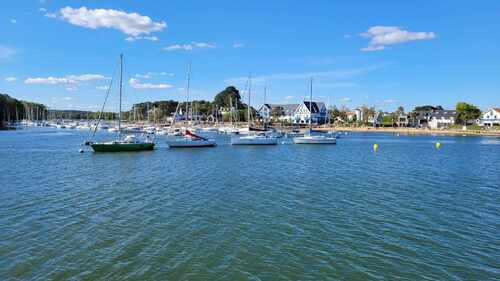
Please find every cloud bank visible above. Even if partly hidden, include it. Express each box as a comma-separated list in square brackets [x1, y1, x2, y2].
[59, 6, 166, 37]
[361, 26, 436, 51]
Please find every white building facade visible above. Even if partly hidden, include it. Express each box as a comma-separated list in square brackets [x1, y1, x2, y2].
[293, 101, 327, 124]
[428, 110, 457, 129]
[479, 108, 500, 126]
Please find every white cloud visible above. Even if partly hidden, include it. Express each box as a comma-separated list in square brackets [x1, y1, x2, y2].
[125, 36, 159, 42]
[340, 97, 352, 103]
[128, 78, 172, 90]
[0, 45, 16, 59]
[4, 77, 17, 82]
[63, 97, 72, 100]
[44, 12, 58, 18]
[10, 19, 17, 24]
[135, 73, 151, 79]
[39, 8, 47, 12]
[134, 72, 174, 79]
[285, 95, 294, 100]
[58, 6, 167, 36]
[96, 85, 109, 91]
[233, 43, 245, 48]
[65, 87, 78, 92]
[25, 74, 106, 85]
[361, 26, 436, 52]
[163, 42, 216, 51]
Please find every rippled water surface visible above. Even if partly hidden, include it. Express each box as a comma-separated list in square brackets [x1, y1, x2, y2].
[1, 128, 499, 280]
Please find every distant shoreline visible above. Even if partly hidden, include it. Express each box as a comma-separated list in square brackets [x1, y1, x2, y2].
[317, 126, 500, 137]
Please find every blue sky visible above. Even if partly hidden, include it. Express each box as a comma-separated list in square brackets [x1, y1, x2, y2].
[1, 0, 499, 112]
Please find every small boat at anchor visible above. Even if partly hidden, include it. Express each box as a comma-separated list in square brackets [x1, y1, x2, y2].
[231, 132, 278, 145]
[91, 135, 155, 152]
[166, 130, 216, 148]
[231, 74, 278, 145]
[293, 78, 336, 145]
[165, 63, 216, 148]
[86, 54, 155, 152]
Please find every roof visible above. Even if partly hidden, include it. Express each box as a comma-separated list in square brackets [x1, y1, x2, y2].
[430, 110, 457, 118]
[493, 108, 500, 113]
[302, 101, 325, 113]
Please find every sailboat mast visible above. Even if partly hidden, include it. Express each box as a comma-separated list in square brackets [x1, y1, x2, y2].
[248, 74, 251, 127]
[185, 62, 191, 123]
[263, 85, 267, 128]
[309, 77, 313, 131]
[118, 53, 123, 139]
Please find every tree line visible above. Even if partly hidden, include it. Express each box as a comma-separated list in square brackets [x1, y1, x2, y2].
[0, 93, 48, 128]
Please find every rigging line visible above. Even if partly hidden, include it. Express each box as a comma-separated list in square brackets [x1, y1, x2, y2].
[87, 57, 118, 141]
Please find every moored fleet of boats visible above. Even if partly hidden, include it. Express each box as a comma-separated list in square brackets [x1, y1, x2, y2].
[18, 54, 340, 152]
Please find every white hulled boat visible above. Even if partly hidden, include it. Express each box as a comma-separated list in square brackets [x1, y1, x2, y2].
[166, 63, 216, 148]
[231, 132, 278, 145]
[293, 78, 336, 145]
[231, 75, 278, 145]
[166, 130, 216, 148]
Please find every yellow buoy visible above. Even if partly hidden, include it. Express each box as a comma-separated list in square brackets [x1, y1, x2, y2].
[373, 143, 379, 151]
[435, 142, 441, 149]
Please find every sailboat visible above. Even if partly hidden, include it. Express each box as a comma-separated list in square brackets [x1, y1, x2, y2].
[293, 77, 337, 144]
[231, 75, 278, 145]
[166, 63, 216, 148]
[87, 54, 155, 152]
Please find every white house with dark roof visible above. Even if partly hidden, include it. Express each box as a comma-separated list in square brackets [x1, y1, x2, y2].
[258, 101, 327, 124]
[293, 101, 327, 124]
[479, 108, 500, 126]
[428, 110, 457, 129]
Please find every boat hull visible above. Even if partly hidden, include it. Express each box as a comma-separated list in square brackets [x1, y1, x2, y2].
[231, 137, 278, 145]
[293, 136, 337, 144]
[166, 140, 216, 148]
[91, 142, 155, 152]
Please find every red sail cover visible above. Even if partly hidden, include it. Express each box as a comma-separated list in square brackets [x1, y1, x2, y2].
[184, 130, 207, 141]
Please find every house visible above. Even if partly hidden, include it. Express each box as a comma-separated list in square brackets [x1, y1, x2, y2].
[478, 108, 500, 126]
[396, 114, 409, 127]
[428, 110, 457, 129]
[354, 108, 363, 122]
[293, 101, 327, 124]
[411, 110, 434, 127]
[258, 104, 299, 123]
[346, 111, 356, 122]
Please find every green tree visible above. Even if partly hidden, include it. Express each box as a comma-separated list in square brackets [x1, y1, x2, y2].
[329, 105, 341, 122]
[414, 105, 443, 111]
[455, 102, 481, 125]
[361, 105, 376, 124]
[213, 86, 243, 108]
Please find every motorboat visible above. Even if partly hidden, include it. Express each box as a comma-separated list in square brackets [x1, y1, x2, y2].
[231, 132, 278, 145]
[293, 134, 337, 144]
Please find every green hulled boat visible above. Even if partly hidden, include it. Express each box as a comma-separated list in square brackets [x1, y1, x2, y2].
[86, 54, 155, 153]
[91, 141, 155, 152]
